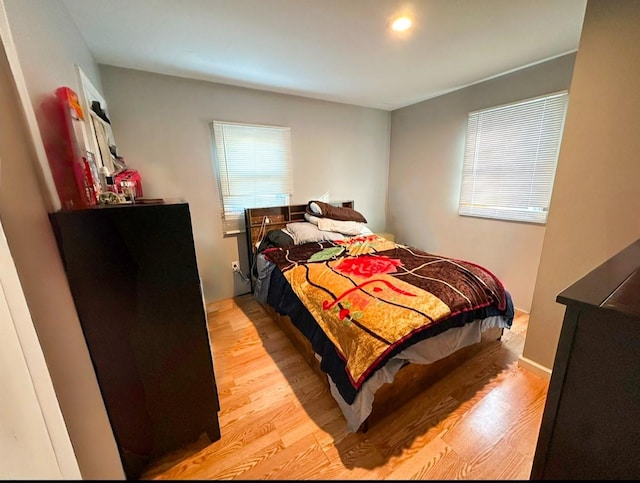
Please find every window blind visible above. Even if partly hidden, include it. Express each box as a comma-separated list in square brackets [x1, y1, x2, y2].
[211, 121, 293, 234]
[458, 92, 568, 224]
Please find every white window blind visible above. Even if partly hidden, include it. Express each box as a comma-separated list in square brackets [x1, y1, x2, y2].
[211, 121, 293, 234]
[458, 91, 568, 224]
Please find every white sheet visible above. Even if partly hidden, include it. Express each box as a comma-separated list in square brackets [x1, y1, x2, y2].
[327, 314, 510, 432]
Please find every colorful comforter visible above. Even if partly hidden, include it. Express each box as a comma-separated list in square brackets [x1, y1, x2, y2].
[264, 234, 513, 404]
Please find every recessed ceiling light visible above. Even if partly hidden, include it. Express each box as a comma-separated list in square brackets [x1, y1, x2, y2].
[391, 16, 412, 32]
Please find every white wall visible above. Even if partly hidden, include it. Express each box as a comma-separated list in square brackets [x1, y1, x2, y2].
[99, 65, 391, 303]
[388, 54, 576, 313]
[523, 0, 640, 370]
[1, 0, 123, 479]
[3, 0, 102, 106]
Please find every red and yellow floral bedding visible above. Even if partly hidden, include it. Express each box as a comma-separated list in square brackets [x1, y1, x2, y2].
[264, 234, 513, 396]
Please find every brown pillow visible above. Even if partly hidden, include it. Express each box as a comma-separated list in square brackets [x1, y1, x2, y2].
[306, 200, 367, 223]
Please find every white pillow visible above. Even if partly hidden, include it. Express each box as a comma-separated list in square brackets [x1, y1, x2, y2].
[316, 217, 364, 236]
[304, 212, 365, 235]
[309, 201, 322, 215]
[304, 212, 321, 225]
[285, 222, 346, 245]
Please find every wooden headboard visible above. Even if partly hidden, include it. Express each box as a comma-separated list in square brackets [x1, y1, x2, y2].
[244, 200, 354, 290]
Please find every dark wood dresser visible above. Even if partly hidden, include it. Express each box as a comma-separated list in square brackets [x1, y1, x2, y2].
[50, 201, 221, 479]
[531, 239, 640, 480]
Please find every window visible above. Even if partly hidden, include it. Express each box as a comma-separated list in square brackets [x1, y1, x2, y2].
[458, 91, 568, 224]
[211, 121, 293, 234]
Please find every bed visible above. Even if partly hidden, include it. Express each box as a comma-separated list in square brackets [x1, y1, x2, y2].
[245, 201, 514, 433]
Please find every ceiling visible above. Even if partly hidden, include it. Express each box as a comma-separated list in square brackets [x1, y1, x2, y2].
[61, 0, 587, 111]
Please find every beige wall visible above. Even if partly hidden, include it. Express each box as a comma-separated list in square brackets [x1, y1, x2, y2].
[388, 54, 576, 313]
[3, 0, 102, 107]
[523, 0, 640, 370]
[1, 0, 123, 478]
[99, 65, 391, 303]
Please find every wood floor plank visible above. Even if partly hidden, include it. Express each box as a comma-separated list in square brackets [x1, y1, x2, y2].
[449, 432, 529, 481]
[236, 434, 329, 480]
[385, 437, 454, 480]
[142, 295, 548, 480]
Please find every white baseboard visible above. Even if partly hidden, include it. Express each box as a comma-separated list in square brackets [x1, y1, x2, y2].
[206, 304, 218, 313]
[206, 299, 235, 314]
[518, 356, 552, 381]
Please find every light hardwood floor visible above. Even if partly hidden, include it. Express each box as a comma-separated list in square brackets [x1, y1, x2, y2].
[142, 294, 548, 480]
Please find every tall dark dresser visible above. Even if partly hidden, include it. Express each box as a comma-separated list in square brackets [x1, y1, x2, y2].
[50, 201, 220, 479]
[531, 239, 640, 480]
